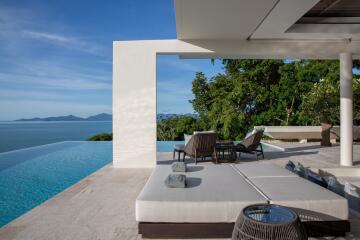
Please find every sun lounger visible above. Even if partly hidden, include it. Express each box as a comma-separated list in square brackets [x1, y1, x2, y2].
[136, 163, 349, 238]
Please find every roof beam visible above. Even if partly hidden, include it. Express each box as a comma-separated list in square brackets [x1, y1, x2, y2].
[251, 0, 319, 39]
[319, 0, 343, 15]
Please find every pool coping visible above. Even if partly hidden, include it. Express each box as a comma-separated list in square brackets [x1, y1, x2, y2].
[0, 141, 112, 155]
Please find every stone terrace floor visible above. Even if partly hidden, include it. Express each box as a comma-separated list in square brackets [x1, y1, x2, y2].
[0, 142, 359, 240]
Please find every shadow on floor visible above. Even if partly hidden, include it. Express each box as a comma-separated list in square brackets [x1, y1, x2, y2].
[158, 150, 318, 165]
[186, 177, 202, 188]
[284, 144, 339, 152]
[157, 158, 217, 165]
[233, 150, 319, 161]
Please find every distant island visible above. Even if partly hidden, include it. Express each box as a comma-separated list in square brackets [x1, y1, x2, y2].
[14, 113, 196, 122]
[15, 113, 112, 122]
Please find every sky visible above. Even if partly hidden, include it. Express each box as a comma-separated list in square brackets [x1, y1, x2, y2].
[0, 0, 223, 121]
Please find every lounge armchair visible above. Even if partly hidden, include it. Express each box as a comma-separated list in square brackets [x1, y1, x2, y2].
[235, 129, 264, 160]
[183, 132, 218, 164]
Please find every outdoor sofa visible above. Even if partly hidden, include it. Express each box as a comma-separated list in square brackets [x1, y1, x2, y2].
[136, 163, 349, 238]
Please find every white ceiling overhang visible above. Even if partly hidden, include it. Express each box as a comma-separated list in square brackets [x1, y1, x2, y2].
[175, 0, 279, 40]
[175, 0, 360, 41]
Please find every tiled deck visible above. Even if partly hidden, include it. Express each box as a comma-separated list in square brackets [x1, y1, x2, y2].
[0, 143, 359, 240]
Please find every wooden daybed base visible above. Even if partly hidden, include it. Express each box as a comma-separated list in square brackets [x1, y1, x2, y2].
[138, 220, 350, 239]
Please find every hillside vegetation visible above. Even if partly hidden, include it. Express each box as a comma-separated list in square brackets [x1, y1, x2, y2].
[157, 59, 360, 141]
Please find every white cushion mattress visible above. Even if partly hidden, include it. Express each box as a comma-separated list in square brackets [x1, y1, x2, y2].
[136, 163, 349, 223]
[233, 162, 297, 178]
[249, 176, 349, 220]
[136, 164, 267, 222]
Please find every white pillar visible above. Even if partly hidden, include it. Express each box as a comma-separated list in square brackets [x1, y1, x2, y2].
[113, 42, 157, 168]
[340, 52, 353, 167]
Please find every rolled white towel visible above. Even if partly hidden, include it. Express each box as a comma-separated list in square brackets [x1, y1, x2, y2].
[172, 162, 186, 172]
[165, 174, 186, 188]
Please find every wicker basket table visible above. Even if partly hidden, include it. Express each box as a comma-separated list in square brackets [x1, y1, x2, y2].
[232, 204, 307, 240]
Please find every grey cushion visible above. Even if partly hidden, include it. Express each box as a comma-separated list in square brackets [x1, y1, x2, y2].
[307, 169, 327, 188]
[294, 163, 308, 178]
[344, 182, 360, 212]
[326, 176, 345, 196]
[171, 162, 186, 172]
[285, 160, 296, 172]
[165, 174, 186, 188]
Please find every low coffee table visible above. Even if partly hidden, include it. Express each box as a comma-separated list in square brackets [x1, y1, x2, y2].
[216, 140, 236, 162]
[232, 204, 307, 240]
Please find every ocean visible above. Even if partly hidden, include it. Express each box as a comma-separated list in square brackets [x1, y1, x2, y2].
[0, 121, 112, 153]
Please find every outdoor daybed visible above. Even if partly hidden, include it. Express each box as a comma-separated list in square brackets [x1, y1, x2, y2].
[136, 163, 349, 238]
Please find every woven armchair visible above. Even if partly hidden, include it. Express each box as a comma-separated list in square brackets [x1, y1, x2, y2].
[235, 129, 264, 160]
[183, 132, 218, 164]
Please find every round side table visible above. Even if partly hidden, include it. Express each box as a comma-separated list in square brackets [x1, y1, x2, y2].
[173, 144, 185, 162]
[232, 204, 307, 240]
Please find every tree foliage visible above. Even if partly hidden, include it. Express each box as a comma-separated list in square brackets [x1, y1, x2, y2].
[157, 116, 200, 141]
[88, 132, 113, 141]
[157, 59, 360, 141]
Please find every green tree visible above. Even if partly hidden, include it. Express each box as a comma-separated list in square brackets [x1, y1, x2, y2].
[88, 133, 112, 141]
[156, 59, 360, 141]
[157, 116, 200, 141]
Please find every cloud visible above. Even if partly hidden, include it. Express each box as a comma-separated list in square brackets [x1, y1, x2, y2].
[23, 31, 72, 43]
[22, 30, 107, 56]
[0, 57, 111, 91]
[0, 100, 111, 121]
[0, 8, 108, 57]
[0, 89, 71, 100]
[0, 70, 111, 91]
[0, 6, 112, 119]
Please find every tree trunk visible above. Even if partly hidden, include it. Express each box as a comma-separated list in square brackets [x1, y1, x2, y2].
[321, 123, 332, 147]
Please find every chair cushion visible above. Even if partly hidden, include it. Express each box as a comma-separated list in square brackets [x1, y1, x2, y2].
[184, 134, 192, 146]
[193, 130, 215, 135]
[174, 144, 185, 151]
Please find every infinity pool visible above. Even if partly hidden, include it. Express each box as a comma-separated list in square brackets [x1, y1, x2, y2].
[0, 140, 280, 228]
[0, 141, 112, 227]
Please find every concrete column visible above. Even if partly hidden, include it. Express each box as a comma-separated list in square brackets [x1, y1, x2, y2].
[340, 52, 353, 167]
[113, 42, 157, 168]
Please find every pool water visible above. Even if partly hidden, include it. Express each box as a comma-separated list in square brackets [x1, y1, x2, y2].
[0, 140, 281, 228]
[0, 141, 112, 227]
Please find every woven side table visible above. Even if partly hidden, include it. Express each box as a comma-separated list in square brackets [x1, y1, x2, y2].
[232, 204, 307, 240]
